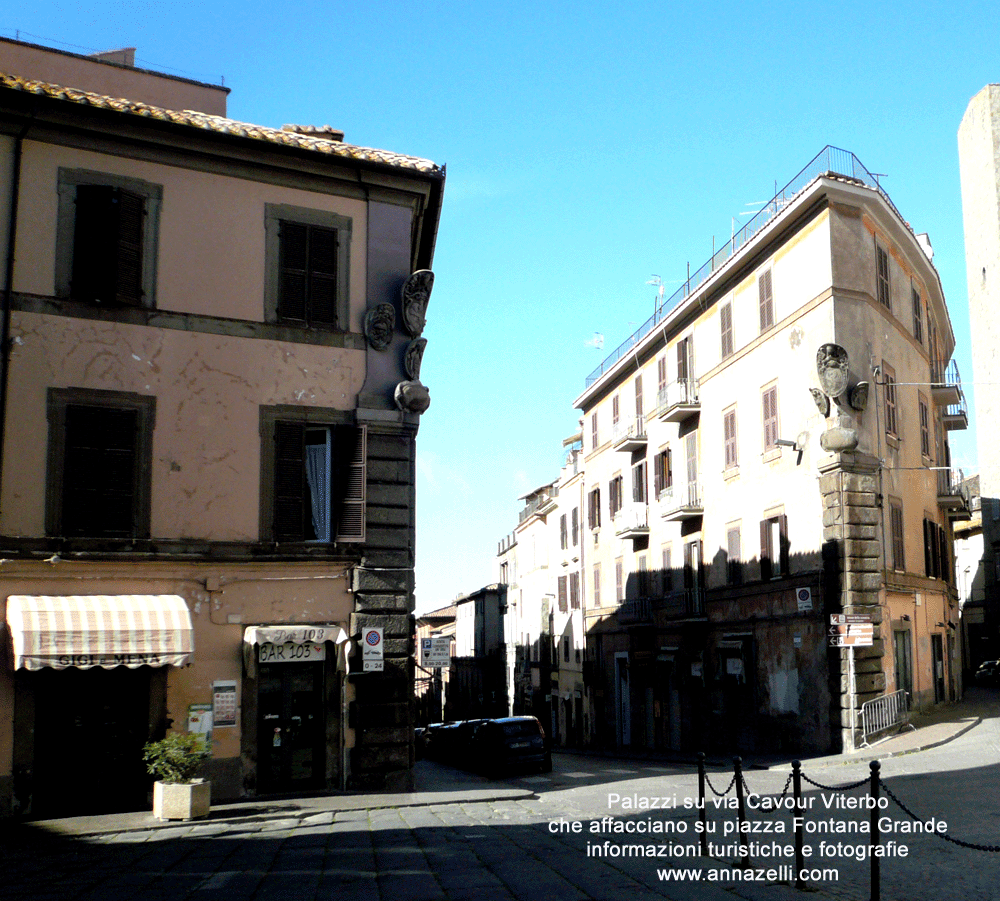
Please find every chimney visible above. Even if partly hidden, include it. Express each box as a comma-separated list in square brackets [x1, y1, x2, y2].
[88, 48, 136, 67]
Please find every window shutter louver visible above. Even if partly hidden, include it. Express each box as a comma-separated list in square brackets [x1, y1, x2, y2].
[778, 514, 789, 576]
[759, 269, 773, 331]
[115, 189, 145, 306]
[335, 425, 366, 542]
[558, 576, 568, 613]
[760, 520, 772, 581]
[308, 226, 339, 326]
[274, 421, 307, 540]
[72, 185, 118, 303]
[278, 222, 309, 321]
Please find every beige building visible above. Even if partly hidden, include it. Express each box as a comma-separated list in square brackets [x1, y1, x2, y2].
[0, 38, 443, 816]
[566, 147, 967, 755]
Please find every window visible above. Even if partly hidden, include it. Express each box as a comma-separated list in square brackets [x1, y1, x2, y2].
[560, 514, 568, 550]
[684, 540, 703, 613]
[56, 169, 162, 308]
[588, 486, 601, 529]
[265, 204, 351, 329]
[570, 572, 580, 609]
[726, 524, 742, 586]
[758, 267, 774, 331]
[912, 287, 923, 345]
[612, 394, 620, 428]
[637, 555, 649, 595]
[591, 412, 599, 450]
[723, 406, 738, 470]
[762, 384, 779, 453]
[593, 563, 601, 607]
[635, 375, 644, 421]
[876, 240, 891, 309]
[46, 388, 155, 538]
[677, 336, 694, 384]
[923, 517, 949, 581]
[609, 474, 624, 517]
[720, 301, 734, 359]
[654, 447, 673, 497]
[615, 558, 624, 602]
[890, 500, 905, 571]
[919, 395, 931, 458]
[760, 513, 789, 580]
[632, 460, 647, 504]
[662, 545, 673, 591]
[563, 635, 571, 663]
[657, 355, 667, 395]
[558, 575, 568, 613]
[883, 363, 898, 437]
[571, 507, 579, 546]
[260, 406, 366, 543]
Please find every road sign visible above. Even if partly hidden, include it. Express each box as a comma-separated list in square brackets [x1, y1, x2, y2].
[828, 620, 874, 647]
[421, 636, 451, 668]
[362, 626, 384, 672]
[830, 613, 872, 625]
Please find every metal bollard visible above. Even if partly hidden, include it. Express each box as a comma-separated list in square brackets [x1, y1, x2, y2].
[870, 760, 881, 901]
[734, 756, 749, 868]
[697, 752, 708, 856]
[792, 760, 804, 889]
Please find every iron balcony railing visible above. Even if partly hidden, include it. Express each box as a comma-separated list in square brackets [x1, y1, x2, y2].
[655, 587, 706, 618]
[618, 597, 652, 624]
[937, 467, 969, 503]
[612, 418, 646, 445]
[931, 359, 968, 424]
[658, 480, 703, 511]
[585, 146, 902, 388]
[613, 503, 649, 536]
[656, 378, 699, 413]
[518, 487, 559, 523]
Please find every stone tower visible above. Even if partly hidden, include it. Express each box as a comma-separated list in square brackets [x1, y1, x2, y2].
[958, 84, 1000, 664]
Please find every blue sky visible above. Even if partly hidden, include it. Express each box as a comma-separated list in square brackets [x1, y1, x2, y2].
[5, 1, 997, 611]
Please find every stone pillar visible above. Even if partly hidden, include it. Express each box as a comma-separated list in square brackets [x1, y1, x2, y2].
[348, 414, 418, 792]
[819, 451, 886, 751]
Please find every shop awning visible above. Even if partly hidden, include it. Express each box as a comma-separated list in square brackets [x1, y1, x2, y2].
[243, 624, 350, 675]
[6, 595, 194, 671]
[243, 625, 347, 647]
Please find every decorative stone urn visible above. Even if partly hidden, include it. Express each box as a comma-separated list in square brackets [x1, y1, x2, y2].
[153, 779, 211, 821]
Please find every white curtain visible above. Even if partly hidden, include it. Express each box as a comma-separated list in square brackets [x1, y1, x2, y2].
[305, 436, 331, 541]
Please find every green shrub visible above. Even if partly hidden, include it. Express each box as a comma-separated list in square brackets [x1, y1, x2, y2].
[142, 731, 211, 784]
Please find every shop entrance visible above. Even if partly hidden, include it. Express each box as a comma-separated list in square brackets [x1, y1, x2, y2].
[256, 662, 325, 793]
[28, 666, 163, 817]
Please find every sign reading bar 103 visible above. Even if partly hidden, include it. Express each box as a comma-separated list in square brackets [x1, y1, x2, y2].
[828, 613, 874, 647]
[362, 626, 384, 672]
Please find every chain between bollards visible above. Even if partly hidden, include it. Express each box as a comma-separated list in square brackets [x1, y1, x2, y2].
[792, 760, 804, 889]
[733, 756, 749, 868]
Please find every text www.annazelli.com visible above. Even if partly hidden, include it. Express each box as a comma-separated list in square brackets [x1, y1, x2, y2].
[657, 867, 839, 883]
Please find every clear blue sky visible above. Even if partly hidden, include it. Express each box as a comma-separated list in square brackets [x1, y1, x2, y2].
[5, 1, 996, 611]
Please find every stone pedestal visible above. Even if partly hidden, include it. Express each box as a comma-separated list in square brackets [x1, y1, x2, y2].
[819, 452, 886, 751]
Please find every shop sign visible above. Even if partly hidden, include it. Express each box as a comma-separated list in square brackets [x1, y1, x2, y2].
[55, 652, 166, 667]
[258, 642, 326, 663]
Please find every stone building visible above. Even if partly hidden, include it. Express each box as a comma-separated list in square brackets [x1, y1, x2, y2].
[500, 147, 967, 756]
[0, 37, 443, 816]
[959, 84, 1000, 670]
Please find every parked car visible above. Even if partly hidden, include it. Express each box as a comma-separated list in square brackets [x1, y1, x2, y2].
[472, 716, 552, 777]
[974, 660, 1000, 687]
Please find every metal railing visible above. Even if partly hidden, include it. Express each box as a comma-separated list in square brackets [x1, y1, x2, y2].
[937, 467, 966, 499]
[658, 480, 703, 511]
[859, 689, 913, 748]
[518, 487, 558, 523]
[612, 418, 646, 444]
[656, 587, 705, 618]
[585, 146, 902, 388]
[618, 596, 652, 624]
[613, 503, 649, 535]
[655, 378, 699, 413]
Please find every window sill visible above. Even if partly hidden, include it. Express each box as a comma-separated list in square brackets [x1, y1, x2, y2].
[762, 448, 782, 463]
[723, 466, 740, 481]
[886, 433, 900, 450]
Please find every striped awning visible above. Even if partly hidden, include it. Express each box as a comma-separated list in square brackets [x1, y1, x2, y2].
[6, 595, 194, 671]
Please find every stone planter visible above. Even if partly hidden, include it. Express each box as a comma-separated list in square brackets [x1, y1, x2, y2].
[152, 779, 211, 821]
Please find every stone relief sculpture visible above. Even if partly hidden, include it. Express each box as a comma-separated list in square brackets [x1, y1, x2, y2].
[404, 338, 427, 380]
[814, 342, 863, 452]
[401, 269, 433, 337]
[364, 303, 395, 351]
[394, 380, 430, 414]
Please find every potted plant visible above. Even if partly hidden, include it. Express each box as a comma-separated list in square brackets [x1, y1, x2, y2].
[143, 731, 212, 821]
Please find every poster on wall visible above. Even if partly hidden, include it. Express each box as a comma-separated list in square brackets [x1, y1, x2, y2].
[187, 703, 213, 749]
[212, 680, 238, 727]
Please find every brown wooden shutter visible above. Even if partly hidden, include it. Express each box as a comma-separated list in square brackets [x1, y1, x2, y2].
[274, 421, 306, 540]
[115, 188, 144, 306]
[778, 514, 789, 576]
[335, 425, 366, 543]
[63, 404, 137, 537]
[759, 269, 773, 330]
[558, 576, 568, 613]
[278, 222, 309, 321]
[760, 519, 772, 581]
[72, 185, 118, 303]
[308, 225, 339, 326]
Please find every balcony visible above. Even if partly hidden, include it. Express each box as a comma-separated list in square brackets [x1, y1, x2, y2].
[612, 418, 647, 452]
[614, 503, 649, 538]
[518, 486, 558, 523]
[659, 481, 704, 521]
[656, 379, 700, 422]
[655, 587, 706, 619]
[618, 597, 652, 625]
[937, 467, 971, 520]
[931, 359, 965, 413]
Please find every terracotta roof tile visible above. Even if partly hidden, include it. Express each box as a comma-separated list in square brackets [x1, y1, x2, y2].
[0, 71, 441, 175]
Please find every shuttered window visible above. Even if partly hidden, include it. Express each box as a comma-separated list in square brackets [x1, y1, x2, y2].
[720, 302, 734, 359]
[587, 487, 601, 529]
[632, 460, 647, 504]
[609, 474, 623, 516]
[654, 447, 672, 496]
[635, 375, 643, 421]
[883, 363, 898, 436]
[271, 420, 366, 543]
[758, 268, 774, 331]
[890, 500, 905, 571]
[727, 525, 742, 585]
[278, 222, 340, 326]
[570, 572, 580, 609]
[912, 287, 923, 344]
[762, 385, 779, 452]
[72, 185, 145, 306]
[724, 407, 738, 469]
[47, 389, 155, 540]
[760, 514, 789, 580]
[876, 241, 891, 309]
[558, 575, 568, 613]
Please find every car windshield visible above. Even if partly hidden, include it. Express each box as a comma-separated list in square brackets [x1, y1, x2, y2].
[501, 721, 540, 737]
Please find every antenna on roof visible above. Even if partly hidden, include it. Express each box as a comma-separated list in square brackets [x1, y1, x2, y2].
[646, 275, 665, 317]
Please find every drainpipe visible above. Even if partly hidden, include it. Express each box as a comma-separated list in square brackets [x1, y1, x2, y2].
[0, 116, 32, 518]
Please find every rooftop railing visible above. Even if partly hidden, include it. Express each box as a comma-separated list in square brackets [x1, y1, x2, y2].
[585, 146, 902, 388]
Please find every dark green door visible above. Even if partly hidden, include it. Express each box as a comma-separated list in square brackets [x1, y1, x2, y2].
[257, 662, 325, 793]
